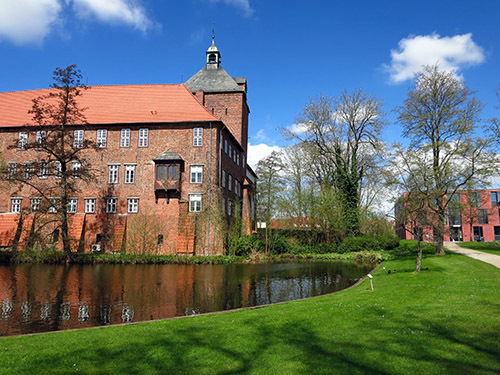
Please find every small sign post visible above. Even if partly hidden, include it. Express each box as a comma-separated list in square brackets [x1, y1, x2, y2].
[367, 273, 374, 290]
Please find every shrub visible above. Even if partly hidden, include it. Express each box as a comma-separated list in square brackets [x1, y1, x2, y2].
[271, 235, 291, 255]
[337, 234, 400, 254]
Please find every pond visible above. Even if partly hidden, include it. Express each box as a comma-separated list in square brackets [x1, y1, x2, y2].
[0, 260, 373, 336]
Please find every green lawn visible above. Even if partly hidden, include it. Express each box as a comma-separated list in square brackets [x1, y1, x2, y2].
[0, 252, 499, 374]
[458, 241, 500, 256]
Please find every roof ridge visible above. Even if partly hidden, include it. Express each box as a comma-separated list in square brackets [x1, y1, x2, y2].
[0, 83, 186, 95]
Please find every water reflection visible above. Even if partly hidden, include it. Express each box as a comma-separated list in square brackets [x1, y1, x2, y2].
[0, 261, 372, 336]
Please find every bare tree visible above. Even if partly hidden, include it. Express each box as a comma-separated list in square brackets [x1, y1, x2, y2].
[127, 213, 168, 255]
[256, 151, 284, 255]
[391, 147, 438, 272]
[0, 65, 98, 258]
[285, 89, 386, 236]
[395, 64, 497, 254]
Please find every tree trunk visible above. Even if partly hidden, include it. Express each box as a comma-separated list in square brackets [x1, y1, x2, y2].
[415, 239, 423, 273]
[435, 211, 445, 255]
[11, 213, 24, 252]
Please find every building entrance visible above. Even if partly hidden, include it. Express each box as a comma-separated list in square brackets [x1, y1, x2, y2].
[449, 227, 463, 242]
[473, 226, 484, 242]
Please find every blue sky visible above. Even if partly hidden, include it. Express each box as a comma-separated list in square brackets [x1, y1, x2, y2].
[1, 0, 499, 168]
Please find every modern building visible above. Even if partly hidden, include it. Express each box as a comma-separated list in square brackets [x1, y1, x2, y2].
[0, 39, 257, 254]
[395, 189, 500, 242]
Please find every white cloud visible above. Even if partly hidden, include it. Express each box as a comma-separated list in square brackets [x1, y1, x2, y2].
[72, 0, 153, 32]
[386, 33, 485, 83]
[247, 142, 281, 170]
[0, 0, 62, 45]
[287, 123, 308, 136]
[253, 129, 270, 143]
[0, 0, 156, 45]
[209, 0, 254, 17]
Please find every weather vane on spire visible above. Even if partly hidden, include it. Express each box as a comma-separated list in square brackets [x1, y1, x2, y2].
[212, 22, 215, 42]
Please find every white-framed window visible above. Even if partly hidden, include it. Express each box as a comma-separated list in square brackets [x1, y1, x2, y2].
[30, 197, 41, 212]
[67, 198, 78, 213]
[193, 127, 203, 147]
[7, 162, 16, 179]
[97, 129, 107, 148]
[229, 144, 232, 158]
[72, 161, 81, 178]
[55, 161, 62, 179]
[105, 197, 117, 213]
[237, 153, 240, 166]
[138, 128, 149, 147]
[85, 198, 96, 213]
[220, 136, 224, 149]
[125, 164, 135, 184]
[36, 131, 46, 148]
[190, 165, 203, 183]
[73, 130, 84, 148]
[222, 170, 226, 188]
[228, 200, 232, 216]
[224, 139, 228, 154]
[24, 162, 33, 180]
[121, 128, 131, 147]
[222, 198, 226, 214]
[189, 194, 202, 212]
[108, 165, 119, 184]
[49, 198, 60, 213]
[39, 162, 48, 179]
[127, 198, 139, 213]
[242, 155, 245, 169]
[18, 132, 28, 150]
[11, 198, 22, 213]
[228, 174, 232, 191]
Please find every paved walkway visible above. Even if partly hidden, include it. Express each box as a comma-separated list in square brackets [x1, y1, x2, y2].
[444, 241, 500, 269]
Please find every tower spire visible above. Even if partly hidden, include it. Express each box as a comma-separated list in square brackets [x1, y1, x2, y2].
[206, 27, 221, 68]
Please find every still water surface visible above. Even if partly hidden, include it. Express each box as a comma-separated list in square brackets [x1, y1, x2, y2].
[0, 261, 372, 336]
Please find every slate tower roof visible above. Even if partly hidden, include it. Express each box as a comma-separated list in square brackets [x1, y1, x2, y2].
[185, 38, 245, 93]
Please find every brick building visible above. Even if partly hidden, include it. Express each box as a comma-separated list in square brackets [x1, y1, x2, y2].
[395, 189, 500, 242]
[0, 40, 257, 254]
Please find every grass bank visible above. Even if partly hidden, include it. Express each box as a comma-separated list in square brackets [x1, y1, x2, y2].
[1, 250, 499, 374]
[0, 240, 430, 265]
[5, 251, 243, 265]
[458, 241, 500, 255]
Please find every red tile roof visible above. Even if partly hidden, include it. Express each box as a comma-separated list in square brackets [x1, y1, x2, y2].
[0, 84, 218, 128]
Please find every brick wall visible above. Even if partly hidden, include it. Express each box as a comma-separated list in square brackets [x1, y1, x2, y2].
[0, 122, 230, 254]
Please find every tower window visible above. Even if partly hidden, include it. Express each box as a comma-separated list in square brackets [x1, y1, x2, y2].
[208, 54, 216, 62]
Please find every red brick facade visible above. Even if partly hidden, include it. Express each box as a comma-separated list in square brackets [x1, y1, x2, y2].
[0, 44, 257, 254]
[395, 189, 500, 242]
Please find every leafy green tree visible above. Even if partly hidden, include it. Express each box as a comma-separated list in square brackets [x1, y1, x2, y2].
[395, 64, 496, 255]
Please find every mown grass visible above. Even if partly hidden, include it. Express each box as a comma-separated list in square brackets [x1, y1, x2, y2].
[1, 247, 499, 374]
[458, 241, 500, 255]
